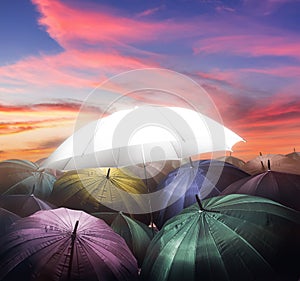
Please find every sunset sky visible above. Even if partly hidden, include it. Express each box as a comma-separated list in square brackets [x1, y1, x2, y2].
[1, 0, 300, 162]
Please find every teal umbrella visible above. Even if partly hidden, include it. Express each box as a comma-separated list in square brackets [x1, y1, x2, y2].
[92, 212, 155, 267]
[141, 194, 300, 281]
[0, 159, 56, 200]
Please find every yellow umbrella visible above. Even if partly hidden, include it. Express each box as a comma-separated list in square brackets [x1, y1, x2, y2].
[48, 168, 149, 216]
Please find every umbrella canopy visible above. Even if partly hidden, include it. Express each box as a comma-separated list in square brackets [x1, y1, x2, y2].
[41, 106, 244, 170]
[0, 208, 139, 281]
[153, 159, 249, 228]
[216, 154, 245, 169]
[125, 160, 181, 192]
[0, 208, 20, 236]
[221, 170, 300, 211]
[0, 194, 54, 217]
[0, 159, 56, 200]
[242, 153, 300, 175]
[92, 212, 155, 267]
[48, 168, 149, 215]
[141, 194, 300, 281]
[286, 148, 300, 161]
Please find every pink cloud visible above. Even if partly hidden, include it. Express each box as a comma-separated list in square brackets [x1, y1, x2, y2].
[0, 49, 156, 89]
[193, 35, 300, 59]
[136, 5, 165, 17]
[31, 0, 190, 48]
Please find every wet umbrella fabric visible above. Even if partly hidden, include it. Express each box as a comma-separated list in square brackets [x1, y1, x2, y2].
[0, 194, 54, 217]
[92, 212, 155, 267]
[0, 208, 139, 281]
[141, 194, 300, 281]
[42, 106, 244, 170]
[221, 170, 300, 211]
[48, 168, 148, 214]
[153, 160, 249, 228]
[0, 208, 20, 236]
[0, 159, 56, 200]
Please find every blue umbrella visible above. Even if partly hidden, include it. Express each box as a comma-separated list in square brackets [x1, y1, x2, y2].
[153, 159, 249, 228]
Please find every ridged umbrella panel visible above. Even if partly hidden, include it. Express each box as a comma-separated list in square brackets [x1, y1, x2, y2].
[0, 208, 139, 281]
[221, 170, 300, 211]
[92, 211, 155, 267]
[141, 194, 300, 281]
[0, 159, 56, 200]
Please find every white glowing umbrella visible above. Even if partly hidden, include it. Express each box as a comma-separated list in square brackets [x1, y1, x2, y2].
[42, 106, 244, 170]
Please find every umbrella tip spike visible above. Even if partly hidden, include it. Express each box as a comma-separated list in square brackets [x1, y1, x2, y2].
[106, 168, 111, 179]
[294, 147, 296, 152]
[267, 159, 271, 171]
[72, 220, 79, 238]
[195, 194, 205, 211]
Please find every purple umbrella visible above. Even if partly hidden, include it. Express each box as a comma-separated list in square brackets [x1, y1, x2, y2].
[0, 194, 54, 217]
[153, 159, 250, 228]
[221, 162, 300, 211]
[0, 208, 139, 281]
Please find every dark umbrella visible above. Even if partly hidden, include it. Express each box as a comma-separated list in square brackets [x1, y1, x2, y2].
[153, 159, 249, 228]
[286, 148, 300, 161]
[216, 152, 245, 169]
[243, 153, 300, 175]
[92, 212, 155, 267]
[0, 194, 54, 217]
[0, 208, 20, 236]
[141, 194, 300, 281]
[0, 208, 139, 281]
[0, 159, 56, 200]
[221, 161, 300, 211]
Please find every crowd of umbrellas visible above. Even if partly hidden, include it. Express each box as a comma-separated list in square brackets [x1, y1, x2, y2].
[0, 106, 299, 281]
[0, 151, 299, 281]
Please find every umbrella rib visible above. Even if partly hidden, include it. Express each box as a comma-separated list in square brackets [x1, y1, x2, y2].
[202, 214, 231, 281]
[207, 213, 277, 272]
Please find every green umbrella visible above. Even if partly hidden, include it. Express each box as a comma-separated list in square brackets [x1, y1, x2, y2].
[0, 159, 56, 200]
[48, 168, 149, 215]
[92, 212, 155, 267]
[141, 194, 300, 281]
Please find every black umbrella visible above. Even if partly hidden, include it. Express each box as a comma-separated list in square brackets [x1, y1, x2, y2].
[0, 159, 56, 200]
[0, 194, 54, 217]
[0, 208, 20, 235]
[222, 161, 300, 211]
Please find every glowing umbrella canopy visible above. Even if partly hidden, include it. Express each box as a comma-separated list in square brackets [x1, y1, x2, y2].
[92, 211, 155, 267]
[141, 194, 300, 281]
[42, 106, 244, 170]
[0, 208, 139, 281]
[0, 159, 56, 200]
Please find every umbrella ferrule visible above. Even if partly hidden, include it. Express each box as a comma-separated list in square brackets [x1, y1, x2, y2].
[106, 168, 111, 179]
[72, 220, 79, 239]
[195, 194, 206, 211]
